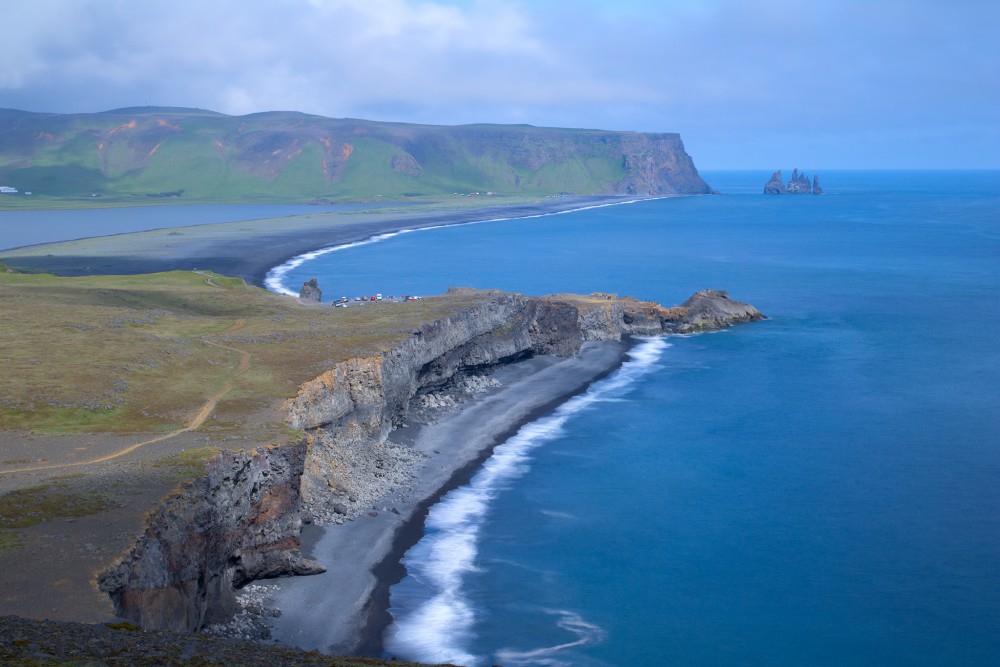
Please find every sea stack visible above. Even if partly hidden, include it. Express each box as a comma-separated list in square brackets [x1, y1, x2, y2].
[764, 170, 786, 194]
[299, 277, 322, 302]
[764, 168, 822, 194]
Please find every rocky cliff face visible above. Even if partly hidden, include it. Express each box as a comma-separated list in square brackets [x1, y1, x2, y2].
[98, 445, 324, 632]
[99, 289, 762, 631]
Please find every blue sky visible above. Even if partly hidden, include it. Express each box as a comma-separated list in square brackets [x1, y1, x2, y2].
[2, 0, 997, 168]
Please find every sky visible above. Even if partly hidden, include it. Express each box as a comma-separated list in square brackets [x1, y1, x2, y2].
[2, 0, 997, 169]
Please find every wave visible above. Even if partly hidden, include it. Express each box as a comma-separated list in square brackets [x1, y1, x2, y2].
[385, 337, 669, 666]
[263, 197, 666, 296]
[495, 609, 608, 667]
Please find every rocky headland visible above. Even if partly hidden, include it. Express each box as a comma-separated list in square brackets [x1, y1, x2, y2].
[764, 168, 823, 194]
[96, 288, 764, 637]
[0, 107, 714, 201]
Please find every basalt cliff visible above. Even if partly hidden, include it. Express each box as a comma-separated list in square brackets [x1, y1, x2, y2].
[98, 289, 763, 632]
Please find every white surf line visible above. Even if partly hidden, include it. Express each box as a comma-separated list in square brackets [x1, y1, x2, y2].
[264, 196, 673, 296]
[385, 337, 669, 666]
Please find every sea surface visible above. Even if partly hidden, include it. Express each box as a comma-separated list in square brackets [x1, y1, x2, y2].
[274, 170, 1000, 666]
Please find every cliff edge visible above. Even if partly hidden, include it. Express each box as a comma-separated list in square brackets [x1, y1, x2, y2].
[98, 288, 764, 632]
[0, 108, 713, 200]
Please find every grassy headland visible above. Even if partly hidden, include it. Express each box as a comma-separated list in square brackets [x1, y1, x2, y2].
[0, 269, 485, 437]
[0, 106, 712, 205]
[0, 267, 495, 627]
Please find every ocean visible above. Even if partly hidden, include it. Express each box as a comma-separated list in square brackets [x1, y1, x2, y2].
[269, 171, 998, 665]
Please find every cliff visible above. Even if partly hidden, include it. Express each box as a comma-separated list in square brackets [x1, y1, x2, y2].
[0, 108, 713, 201]
[97, 445, 325, 632]
[99, 289, 763, 631]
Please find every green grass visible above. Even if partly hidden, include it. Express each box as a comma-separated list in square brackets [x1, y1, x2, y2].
[0, 482, 118, 530]
[0, 269, 490, 435]
[0, 106, 692, 203]
[149, 446, 223, 480]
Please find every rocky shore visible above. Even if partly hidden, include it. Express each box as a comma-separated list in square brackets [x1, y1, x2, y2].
[95, 288, 764, 654]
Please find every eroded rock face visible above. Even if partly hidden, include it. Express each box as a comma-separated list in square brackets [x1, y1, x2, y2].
[100, 288, 763, 631]
[785, 168, 812, 194]
[98, 445, 324, 632]
[299, 277, 322, 302]
[764, 170, 785, 194]
[677, 289, 764, 332]
[285, 289, 763, 523]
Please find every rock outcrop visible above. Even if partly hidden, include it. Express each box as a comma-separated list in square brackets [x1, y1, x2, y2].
[98, 445, 324, 632]
[298, 277, 322, 302]
[764, 170, 785, 194]
[99, 288, 763, 631]
[764, 168, 823, 194]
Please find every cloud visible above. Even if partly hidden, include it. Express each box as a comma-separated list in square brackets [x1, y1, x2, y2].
[0, 0, 997, 166]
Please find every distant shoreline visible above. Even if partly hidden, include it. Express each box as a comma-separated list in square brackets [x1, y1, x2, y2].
[0, 196, 645, 289]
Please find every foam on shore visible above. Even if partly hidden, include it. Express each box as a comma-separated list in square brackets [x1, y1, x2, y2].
[384, 337, 668, 666]
[263, 197, 663, 296]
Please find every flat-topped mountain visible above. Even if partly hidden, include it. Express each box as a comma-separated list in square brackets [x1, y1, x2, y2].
[0, 107, 713, 202]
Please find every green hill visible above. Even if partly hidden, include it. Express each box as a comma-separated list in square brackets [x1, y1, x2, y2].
[0, 107, 712, 203]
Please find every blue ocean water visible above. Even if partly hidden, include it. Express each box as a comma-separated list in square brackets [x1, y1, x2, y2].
[277, 171, 1000, 666]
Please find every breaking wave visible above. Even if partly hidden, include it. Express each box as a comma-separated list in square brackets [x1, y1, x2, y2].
[385, 337, 669, 665]
[263, 197, 663, 296]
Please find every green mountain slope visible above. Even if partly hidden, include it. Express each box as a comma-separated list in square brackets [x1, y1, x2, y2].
[0, 107, 712, 202]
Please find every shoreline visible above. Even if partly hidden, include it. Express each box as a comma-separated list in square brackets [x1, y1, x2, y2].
[268, 340, 632, 657]
[261, 195, 670, 296]
[1, 194, 669, 656]
[0, 195, 647, 288]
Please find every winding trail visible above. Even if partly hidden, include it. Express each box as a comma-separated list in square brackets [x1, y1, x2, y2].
[0, 319, 250, 476]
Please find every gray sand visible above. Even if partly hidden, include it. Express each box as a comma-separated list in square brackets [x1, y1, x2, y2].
[269, 341, 627, 655]
[0, 196, 634, 287]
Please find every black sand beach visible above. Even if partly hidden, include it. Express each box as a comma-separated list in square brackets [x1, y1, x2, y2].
[269, 342, 630, 656]
[1, 195, 640, 657]
[0, 196, 634, 287]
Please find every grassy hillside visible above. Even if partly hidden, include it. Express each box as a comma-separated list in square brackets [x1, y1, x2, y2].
[0, 107, 712, 204]
[0, 268, 486, 436]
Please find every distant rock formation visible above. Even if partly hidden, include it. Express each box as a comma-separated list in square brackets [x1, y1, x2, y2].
[299, 277, 322, 302]
[764, 168, 822, 194]
[764, 170, 785, 194]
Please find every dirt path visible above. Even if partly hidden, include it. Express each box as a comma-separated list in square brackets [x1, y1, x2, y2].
[0, 319, 249, 476]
